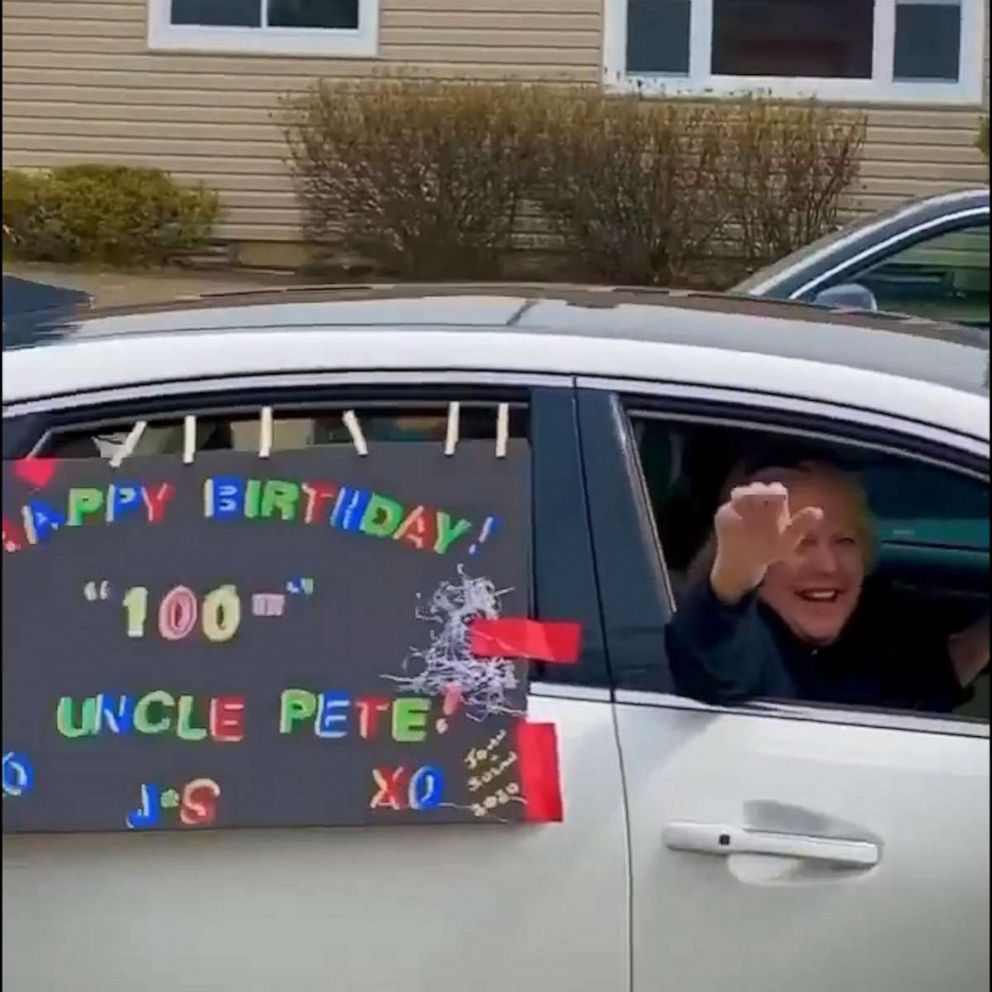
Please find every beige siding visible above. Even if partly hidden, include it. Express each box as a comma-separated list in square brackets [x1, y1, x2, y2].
[2, 0, 988, 244]
[851, 15, 989, 217]
[2, 0, 601, 242]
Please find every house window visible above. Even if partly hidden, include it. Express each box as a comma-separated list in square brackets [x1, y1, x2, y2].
[148, 0, 378, 56]
[606, 0, 985, 104]
[710, 0, 874, 78]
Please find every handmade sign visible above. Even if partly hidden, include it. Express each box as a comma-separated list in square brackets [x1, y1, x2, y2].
[2, 440, 572, 833]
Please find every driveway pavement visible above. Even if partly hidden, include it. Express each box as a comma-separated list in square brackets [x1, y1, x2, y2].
[2, 263, 294, 311]
[2, 274, 91, 317]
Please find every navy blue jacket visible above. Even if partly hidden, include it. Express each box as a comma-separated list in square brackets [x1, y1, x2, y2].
[666, 578, 969, 713]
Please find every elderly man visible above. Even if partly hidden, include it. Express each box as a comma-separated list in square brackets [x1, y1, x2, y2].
[666, 459, 989, 712]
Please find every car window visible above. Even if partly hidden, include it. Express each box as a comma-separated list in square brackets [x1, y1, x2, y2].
[8, 386, 609, 691]
[36, 404, 529, 460]
[850, 222, 990, 327]
[732, 197, 942, 293]
[628, 413, 989, 722]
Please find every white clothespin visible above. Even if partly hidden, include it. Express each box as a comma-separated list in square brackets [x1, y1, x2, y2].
[444, 401, 461, 456]
[259, 406, 273, 459]
[342, 410, 368, 456]
[109, 420, 147, 469]
[496, 403, 510, 459]
[183, 415, 197, 464]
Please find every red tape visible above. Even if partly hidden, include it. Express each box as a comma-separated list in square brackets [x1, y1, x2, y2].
[469, 618, 581, 664]
[516, 721, 563, 823]
[12, 457, 58, 490]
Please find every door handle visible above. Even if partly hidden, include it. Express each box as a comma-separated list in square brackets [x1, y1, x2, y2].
[663, 821, 879, 868]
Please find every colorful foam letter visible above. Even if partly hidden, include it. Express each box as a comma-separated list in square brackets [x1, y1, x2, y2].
[359, 493, 405, 538]
[354, 697, 390, 740]
[23, 500, 65, 544]
[209, 696, 245, 742]
[126, 784, 162, 829]
[67, 488, 105, 527]
[392, 505, 436, 552]
[56, 696, 98, 737]
[180, 778, 221, 826]
[392, 698, 430, 743]
[301, 483, 340, 524]
[142, 483, 175, 524]
[2, 517, 24, 553]
[370, 766, 407, 810]
[316, 692, 350, 739]
[96, 693, 135, 735]
[260, 480, 300, 522]
[332, 488, 372, 533]
[434, 513, 473, 555]
[133, 690, 175, 734]
[408, 765, 444, 810]
[2, 752, 34, 797]
[107, 483, 142, 523]
[176, 695, 208, 741]
[279, 689, 316, 734]
[204, 477, 245, 520]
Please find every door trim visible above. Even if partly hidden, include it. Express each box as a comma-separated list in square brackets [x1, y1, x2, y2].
[788, 207, 990, 300]
[2, 370, 575, 419]
[616, 690, 990, 739]
[576, 376, 990, 455]
[531, 682, 611, 703]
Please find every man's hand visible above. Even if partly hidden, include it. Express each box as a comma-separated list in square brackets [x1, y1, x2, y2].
[949, 614, 990, 687]
[709, 482, 823, 605]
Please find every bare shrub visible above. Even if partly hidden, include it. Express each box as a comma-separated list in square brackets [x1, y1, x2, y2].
[282, 78, 546, 279]
[720, 97, 866, 271]
[282, 80, 866, 286]
[535, 91, 731, 285]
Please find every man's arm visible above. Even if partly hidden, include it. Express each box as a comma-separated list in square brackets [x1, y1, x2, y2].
[666, 481, 821, 703]
[948, 615, 990, 687]
[666, 580, 794, 703]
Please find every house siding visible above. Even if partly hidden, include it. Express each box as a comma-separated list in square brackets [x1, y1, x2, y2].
[2, 0, 988, 245]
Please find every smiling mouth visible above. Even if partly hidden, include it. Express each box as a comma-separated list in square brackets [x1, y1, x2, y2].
[797, 590, 841, 603]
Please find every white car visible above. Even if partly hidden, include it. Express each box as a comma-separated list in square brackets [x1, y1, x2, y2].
[3, 286, 989, 992]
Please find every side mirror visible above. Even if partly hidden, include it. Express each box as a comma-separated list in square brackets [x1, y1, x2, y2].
[811, 283, 879, 312]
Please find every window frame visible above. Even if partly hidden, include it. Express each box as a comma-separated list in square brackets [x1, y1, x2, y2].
[2, 370, 611, 693]
[147, 0, 379, 57]
[790, 209, 991, 306]
[843, 218, 990, 326]
[602, 0, 987, 105]
[576, 379, 989, 738]
[743, 203, 990, 301]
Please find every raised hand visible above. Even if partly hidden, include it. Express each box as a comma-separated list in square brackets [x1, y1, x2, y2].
[709, 482, 824, 605]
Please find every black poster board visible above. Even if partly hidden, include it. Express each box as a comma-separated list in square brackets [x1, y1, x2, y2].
[2, 441, 552, 833]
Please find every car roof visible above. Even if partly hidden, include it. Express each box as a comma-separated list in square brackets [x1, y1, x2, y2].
[2, 284, 989, 442]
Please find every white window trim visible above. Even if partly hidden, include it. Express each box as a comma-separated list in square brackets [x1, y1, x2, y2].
[603, 0, 986, 106]
[147, 0, 379, 57]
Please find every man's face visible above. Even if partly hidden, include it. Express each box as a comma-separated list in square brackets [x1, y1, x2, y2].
[758, 474, 868, 646]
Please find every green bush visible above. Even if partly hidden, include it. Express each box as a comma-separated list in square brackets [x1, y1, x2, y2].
[282, 79, 546, 279]
[2, 164, 219, 266]
[978, 117, 989, 162]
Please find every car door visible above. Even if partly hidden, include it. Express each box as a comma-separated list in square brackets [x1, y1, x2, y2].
[1, 374, 629, 992]
[798, 211, 990, 329]
[576, 383, 989, 992]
